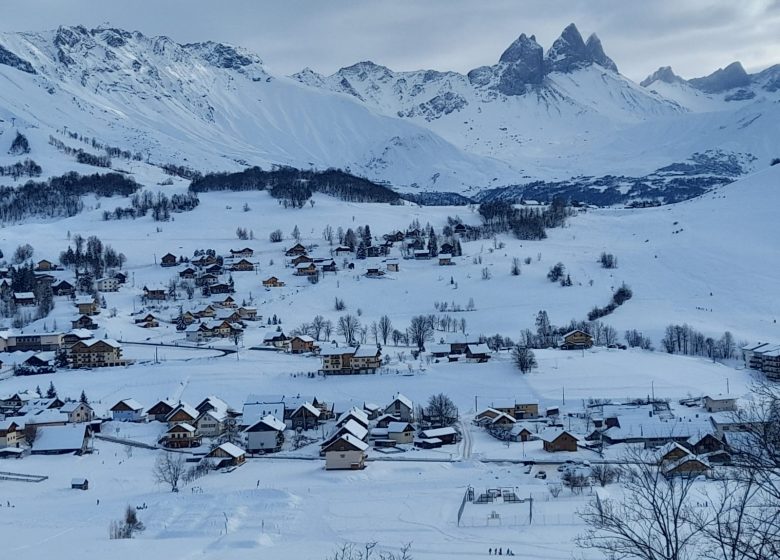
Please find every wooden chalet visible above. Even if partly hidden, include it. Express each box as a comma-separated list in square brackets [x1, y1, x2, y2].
[294, 262, 317, 276]
[142, 287, 167, 301]
[289, 402, 321, 431]
[291, 254, 313, 266]
[290, 335, 318, 354]
[262, 276, 285, 288]
[230, 248, 254, 258]
[539, 428, 578, 452]
[134, 314, 160, 328]
[230, 259, 255, 272]
[52, 280, 75, 296]
[561, 330, 594, 350]
[384, 394, 414, 423]
[71, 314, 98, 330]
[160, 253, 178, 267]
[285, 243, 307, 257]
[160, 423, 201, 449]
[35, 259, 57, 272]
[147, 399, 176, 422]
[244, 415, 286, 453]
[323, 434, 368, 470]
[68, 339, 125, 368]
[13, 292, 36, 307]
[178, 267, 197, 279]
[205, 443, 246, 468]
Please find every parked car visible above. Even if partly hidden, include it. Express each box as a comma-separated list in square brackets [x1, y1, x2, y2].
[534, 471, 547, 480]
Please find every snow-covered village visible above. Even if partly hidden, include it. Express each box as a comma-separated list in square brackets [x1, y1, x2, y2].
[0, 2, 779, 560]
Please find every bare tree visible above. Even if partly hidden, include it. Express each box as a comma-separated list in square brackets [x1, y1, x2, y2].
[326, 542, 412, 560]
[153, 452, 186, 492]
[322, 319, 334, 341]
[512, 346, 537, 373]
[378, 315, 393, 346]
[577, 447, 703, 560]
[590, 464, 618, 487]
[311, 315, 326, 340]
[408, 315, 434, 351]
[337, 314, 360, 345]
[425, 393, 459, 428]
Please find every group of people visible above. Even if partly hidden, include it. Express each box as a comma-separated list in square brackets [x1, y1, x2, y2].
[488, 548, 515, 556]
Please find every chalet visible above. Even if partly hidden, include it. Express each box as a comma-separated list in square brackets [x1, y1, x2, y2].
[384, 394, 414, 423]
[692, 433, 726, 456]
[245, 415, 286, 453]
[214, 295, 237, 308]
[658, 442, 692, 465]
[178, 310, 197, 325]
[194, 305, 216, 318]
[68, 339, 125, 368]
[289, 402, 321, 431]
[74, 296, 99, 316]
[13, 292, 36, 307]
[263, 331, 289, 349]
[0, 392, 30, 415]
[166, 403, 199, 427]
[205, 442, 246, 468]
[35, 273, 56, 287]
[385, 259, 399, 272]
[285, 243, 307, 257]
[374, 414, 400, 429]
[160, 253, 178, 267]
[323, 419, 368, 450]
[290, 335, 318, 354]
[71, 478, 89, 490]
[413, 249, 430, 260]
[336, 407, 370, 430]
[561, 330, 593, 350]
[110, 399, 145, 422]
[60, 401, 94, 423]
[62, 330, 91, 347]
[490, 413, 517, 429]
[192, 254, 219, 268]
[323, 434, 368, 470]
[35, 259, 56, 272]
[160, 423, 201, 449]
[196, 408, 229, 437]
[230, 248, 254, 258]
[438, 253, 453, 266]
[386, 422, 415, 444]
[241, 394, 285, 428]
[134, 313, 159, 328]
[230, 259, 255, 272]
[662, 455, 711, 479]
[319, 346, 356, 373]
[703, 395, 737, 413]
[31, 424, 90, 455]
[178, 267, 197, 279]
[539, 428, 579, 452]
[465, 344, 491, 363]
[0, 332, 64, 352]
[237, 307, 258, 321]
[52, 280, 75, 296]
[474, 408, 503, 426]
[22, 352, 56, 371]
[210, 283, 234, 295]
[513, 403, 539, 419]
[334, 246, 353, 256]
[385, 231, 405, 243]
[742, 342, 780, 379]
[291, 254, 313, 266]
[419, 427, 458, 445]
[365, 267, 384, 278]
[352, 346, 382, 373]
[294, 262, 317, 276]
[197, 396, 230, 415]
[17, 397, 64, 414]
[510, 424, 535, 442]
[215, 309, 243, 323]
[206, 263, 224, 275]
[453, 223, 467, 236]
[114, 272, 127, 284]
[363, 402, 382, 420]
[262, 276, 285, 288]
[147, 399, 176, 422]
[142, 287, 167, 301]
[196, 274, 218, 287]
[0, 420, 22, 448]
[440, 242, 455, 255]
[96, 277, 119, 292]
[71, 314, 98, 330]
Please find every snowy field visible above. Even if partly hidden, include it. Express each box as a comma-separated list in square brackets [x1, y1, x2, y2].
[0, 165, 777, 559]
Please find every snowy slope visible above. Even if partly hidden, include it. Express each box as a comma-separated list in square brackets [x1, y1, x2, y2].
[0, 26, 519, 192]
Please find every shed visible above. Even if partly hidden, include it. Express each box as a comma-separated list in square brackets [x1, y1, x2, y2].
[71, 477, 89, 490]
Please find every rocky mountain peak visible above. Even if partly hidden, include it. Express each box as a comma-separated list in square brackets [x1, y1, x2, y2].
[545, 23, 590, 73]
[585, 33, 618, 72]
[496, 33, 544, 95]
[640, 66, 684, 87]
[689, 61, 751, 93]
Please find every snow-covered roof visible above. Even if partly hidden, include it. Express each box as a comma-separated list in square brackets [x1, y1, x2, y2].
[68, 329, 94, 339]
[113, 398, 143, 412]
[537, 427, 576, 443]
[292, 402, 321, 418]
[386, 421, 414, 433]
[168, 422, 196, 433]
[74, 296, 95, 305]
[60, 401, 89, 414]
[420, 427, 457, 438]
[337, 407, 369, 426]
[33, 424, 87, 452]
[330, 433, 369, 452]
[263, 331, 287, 342]
[354, 345, 380, 358]
[211, 442, 245, 458]
[14, 292, 35, 299]
[168, 403, 199, 420]
[662, 454, 711, 475]
[242, 402, 284, 426]
[246, 414, 286, 432]
[82, 338, 121, 348]
[389, 393, 413, 410]
[491, 413, 516, 425]
[467, 344, 491, 355]
[509, 423, 535, 436]
[292, 335, 315, 342]
[320, 345, 356, 356]
[337, 419, 368, 441]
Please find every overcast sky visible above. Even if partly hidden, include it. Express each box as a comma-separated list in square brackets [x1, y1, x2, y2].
[2, 0, 779, 81]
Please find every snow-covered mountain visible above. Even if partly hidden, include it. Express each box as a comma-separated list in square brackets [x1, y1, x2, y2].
[293, 24, 685, 178]
[0, 23, 778, 203]
[0, 25, 518, 193]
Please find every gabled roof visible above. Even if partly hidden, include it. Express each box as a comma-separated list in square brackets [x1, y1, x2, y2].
[245, 414, 286, 433]
[324, 433, 369, 453]
[420, 427, 457, 438]
[354, 345, 380, 358]
[111, 398, 143, 412]
[388, 393, 413, 410]
[60, 401, 90, 414]
[562, 329, 591, 338]
[292, 335, 315, 343]
[209, 442, 245, 458]
[291, 402, 321, 418]
[387, 421, 414, 433]
[166, 403, 199, 421]
[167, 422, 196, 434]
[337, 407, 369, 427]
[33, 424, 88, 452]
[467, 344, 491, 355]
[538, 427, 577, 443]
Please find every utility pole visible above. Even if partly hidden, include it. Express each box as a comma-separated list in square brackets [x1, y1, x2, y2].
[529, 496, 533, 524]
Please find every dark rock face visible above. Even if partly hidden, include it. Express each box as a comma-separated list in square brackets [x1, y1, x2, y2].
[467, 65, 494, 87]
[185, 42, 255, 69]
[585, 33, 618, 72]
[640, 66, 684, 87]
[0, 44, 36, 74]
[496, 33, 544, 95]
[544, 23, 591, 74]
[398, 91, 468, 120]
[689, 62, 751, 93]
